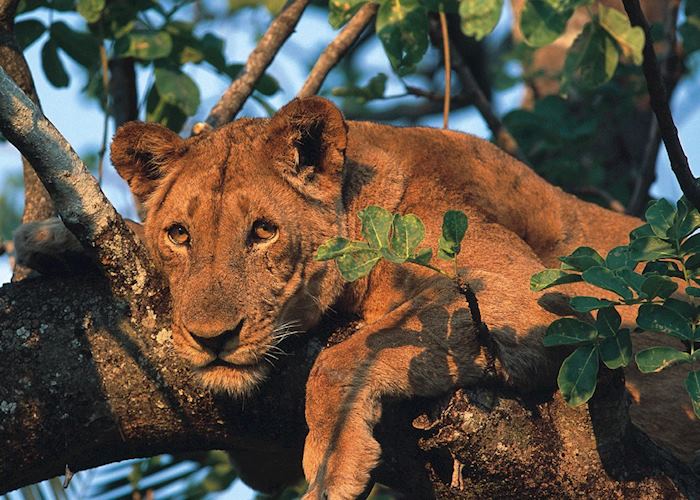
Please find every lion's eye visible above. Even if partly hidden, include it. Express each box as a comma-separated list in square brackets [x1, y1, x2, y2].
[167, 224, 190, 246]
[252, 220, 277, 241]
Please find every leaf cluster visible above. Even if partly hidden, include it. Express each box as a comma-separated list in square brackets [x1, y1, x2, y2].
[532, 197, 700, 415]
[316, 206, 467, 281]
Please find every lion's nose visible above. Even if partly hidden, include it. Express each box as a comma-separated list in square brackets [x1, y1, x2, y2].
[191, 320, 243, 355]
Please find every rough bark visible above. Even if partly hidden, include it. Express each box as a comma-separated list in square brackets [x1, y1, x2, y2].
[1, 273, 696, 498]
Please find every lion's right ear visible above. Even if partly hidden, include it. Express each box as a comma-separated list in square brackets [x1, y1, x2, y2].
[110, 122, 186, 203]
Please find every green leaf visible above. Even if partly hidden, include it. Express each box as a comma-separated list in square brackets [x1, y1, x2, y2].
[530, 269, 583, 291]
[376, 0, 429, 75]
[315, 237, 370, 261]
[50, 21, 100, 68]
[77, 0, 105, 23]
[519, 0, 574, 47]
[628, 236, 677, 262]
[676, 196, 700, 237]
[115, 31, 173, 60]
[595, 306, 621, 338]
[600, 328, 632, 369]
[409, 247, 433, 265]
[685, 370, 700, 419]
[154, 67, 200, 116]
[558, 344, 599, 407]
[664, 297, 696, 322]
[687, 286, 700, 297]
[681, 233, 700, 255]
[543, 318, 597, 346]
[390, 213, 425, 261]
[562, 21, 619, 90]
[629, 223, 656, 240]
[644, 198, 676, 239]
[15, 19, 45, 50]
[605, 245, 632, 270]
[146, 85, 187, 132]
[687, 253, 700, 271]
[336, 248, 382, 281]
[458, 0, 503, 41]
[641, 275, 678, 300]
[559, 246, 604, 272]
[635, 347, 690, 373]
[598, 4, 644, 65]
[569, 296, 616, 312]
[332, 73, 387, 103]
[329, 0, 368, 29]
[358, 206, 393, 249]
[437, 210, 468, 260]
[581, 266, 633, 300]
[41, 39, 69, 88]
[636, 304, 693, 341]
[617, 269, 646, 295]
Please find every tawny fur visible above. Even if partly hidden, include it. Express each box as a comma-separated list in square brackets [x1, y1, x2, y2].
[16, 97, 699, 498]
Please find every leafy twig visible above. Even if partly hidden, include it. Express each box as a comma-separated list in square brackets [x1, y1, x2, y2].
[197, 0, 310, 132]
[622, 0, 700, 210]
[297, 3, 378, 98]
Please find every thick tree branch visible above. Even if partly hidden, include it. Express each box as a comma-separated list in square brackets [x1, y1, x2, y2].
[297, 3, 378, 98]
[0, 67, 162, 312]
[196, 0, 310, 132]
[1, 274, 696, 497]
[0, 0, 55, 281]
[622, 0, 700, 209]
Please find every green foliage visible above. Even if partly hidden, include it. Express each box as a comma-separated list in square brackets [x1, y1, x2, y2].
[376, 0, 429, 75]
[532, 198, 700, 415]
[458, 0, 503, 41]
[332, 73, 387, 103]
[316, 206, 467, 281]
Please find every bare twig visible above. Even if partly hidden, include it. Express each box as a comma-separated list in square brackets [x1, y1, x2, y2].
[622, 0, 700, 209]
[0, 66, 162, 310]
[446, 30, 523, 160]
[627, 0, 682, 216]
[197, 0, 310, 132]
[438, 9, 450, 129]
[97, 43, 110, 184]
[297, 3, 377, 98]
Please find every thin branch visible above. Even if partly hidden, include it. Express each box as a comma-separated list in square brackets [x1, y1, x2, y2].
[0, 0, 55, 281]
[97, 43, 110, 184]
[197, 0, 310, 132]
[622, 0, 700, 209]
[297, 3, 378, 98]
[446, 30, 523, 160]
[0, 66, 162, 311]
[438, 8, 450, 129]
[627, 0, 682, 216]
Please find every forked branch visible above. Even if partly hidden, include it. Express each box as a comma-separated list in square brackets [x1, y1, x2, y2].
[622, 0, 700, 209]
[198, 0, 310, 132]
[0, 67, 162, 311]
[297, 3, 378, 98]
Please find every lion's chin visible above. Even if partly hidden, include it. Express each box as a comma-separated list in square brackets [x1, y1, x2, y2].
[195, 362, 269, 397]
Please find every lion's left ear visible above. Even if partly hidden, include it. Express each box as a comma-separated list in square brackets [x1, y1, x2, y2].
[267, 97, 348, 190]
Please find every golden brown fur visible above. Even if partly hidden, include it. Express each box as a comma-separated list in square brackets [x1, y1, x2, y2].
[17, 97, 699, 498]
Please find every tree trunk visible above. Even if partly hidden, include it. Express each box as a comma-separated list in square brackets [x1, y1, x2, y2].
[1, 273, 696, 497]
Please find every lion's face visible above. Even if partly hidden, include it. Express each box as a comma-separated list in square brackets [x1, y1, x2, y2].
[111, 98, 349, 395]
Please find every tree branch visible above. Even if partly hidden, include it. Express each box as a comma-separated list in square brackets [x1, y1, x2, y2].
[0, 67, 162, 312]
[1, 274, 696, 497]
[297, 3, 378, 98]
[196, 0, 310, 132]
[0, 0, 56, 281]
[622, 0, 700, 209]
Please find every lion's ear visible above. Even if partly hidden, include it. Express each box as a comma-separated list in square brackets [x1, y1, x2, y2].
[110, 122, 186, 203]
[267, 97, 348, 192]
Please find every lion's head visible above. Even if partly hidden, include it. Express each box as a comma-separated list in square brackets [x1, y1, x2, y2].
[111, 97, 349, 395]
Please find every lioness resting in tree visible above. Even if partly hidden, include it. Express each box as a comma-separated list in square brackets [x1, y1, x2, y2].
[15, 97, 699, 498]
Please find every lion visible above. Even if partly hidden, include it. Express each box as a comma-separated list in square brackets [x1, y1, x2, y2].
[14, 97, 699, 498]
